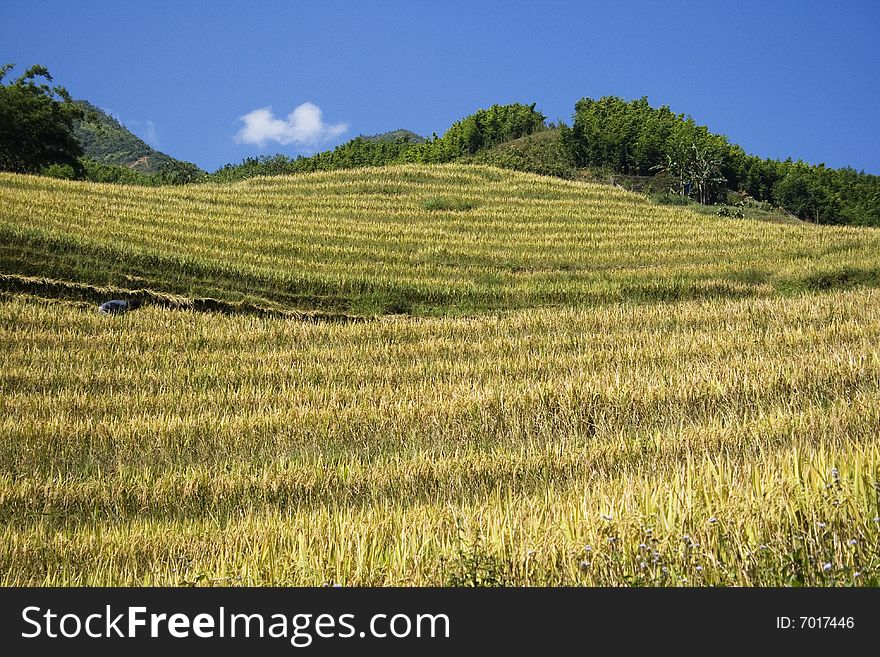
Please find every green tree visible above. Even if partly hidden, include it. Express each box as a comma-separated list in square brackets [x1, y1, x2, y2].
[772, 164, 841, 224]
[0, 63, 84, 174]
[155, 160, 205, 185]
[417, 103, 546, 161]
[568, 96, 740, 203]
[568, 96, 681, 175]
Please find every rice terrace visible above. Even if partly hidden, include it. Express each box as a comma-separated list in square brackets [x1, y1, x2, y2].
[2, 163, 879, 586]
[2, 2, 880, 591]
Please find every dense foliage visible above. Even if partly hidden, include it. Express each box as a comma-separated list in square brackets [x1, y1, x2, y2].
[0, 64, 84, 175]
[210, 137, 417, 183]
[78, 157, 205, 185]
[562, 96, 880, 225]
[40, 156, 205, 187]
[406, 102, 547, 162]
[361, 128, 426, 144]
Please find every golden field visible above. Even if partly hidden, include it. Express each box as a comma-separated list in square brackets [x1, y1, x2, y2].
[1, 165, 879, 585]
[3, 165, 880, 315]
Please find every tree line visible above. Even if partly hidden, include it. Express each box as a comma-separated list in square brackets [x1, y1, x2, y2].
[560, 96, 880, 225]
[211, 97, 880, 226]
[210, 103, 546, 182]
[2, 63, 878, 226]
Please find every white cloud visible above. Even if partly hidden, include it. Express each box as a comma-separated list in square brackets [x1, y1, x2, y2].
[235, 103, 348, 147]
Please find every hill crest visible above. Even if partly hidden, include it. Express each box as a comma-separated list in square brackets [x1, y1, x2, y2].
[72, 100, 200, 174]
[359, 129, 426, 144]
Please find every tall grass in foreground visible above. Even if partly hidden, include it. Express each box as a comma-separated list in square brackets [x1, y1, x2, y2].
[1, 289, 879, 585]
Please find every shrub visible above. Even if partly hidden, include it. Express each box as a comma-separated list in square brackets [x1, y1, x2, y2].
[717, 204, 745, 219]
[422, 196, 478, 211]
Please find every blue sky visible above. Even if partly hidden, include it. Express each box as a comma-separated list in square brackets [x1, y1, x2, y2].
[6, 1, 879, 173]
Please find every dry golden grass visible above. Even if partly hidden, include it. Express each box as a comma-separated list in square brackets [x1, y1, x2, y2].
[2, 288, 878, 585]
[4, 164, 880, 315]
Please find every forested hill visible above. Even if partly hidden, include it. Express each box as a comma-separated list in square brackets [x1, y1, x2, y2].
[62, 96, 880, 227]
[211, 98, 880, 227]
[72, 100, 179, 173]
[66, 101, 205, 184]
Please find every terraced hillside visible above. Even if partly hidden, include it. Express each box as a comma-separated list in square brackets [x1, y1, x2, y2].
[3, 164, 880, 315]
[1, 164, 879, 586]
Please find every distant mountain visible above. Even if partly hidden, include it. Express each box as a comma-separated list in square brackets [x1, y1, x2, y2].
[72, 100, 201, 174]
[360, 129, 426, 144]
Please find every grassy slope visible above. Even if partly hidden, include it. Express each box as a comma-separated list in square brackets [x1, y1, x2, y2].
[3, 164, 880, 316]
[467, 128, 577, 179]
[2, 164, 880, 586]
